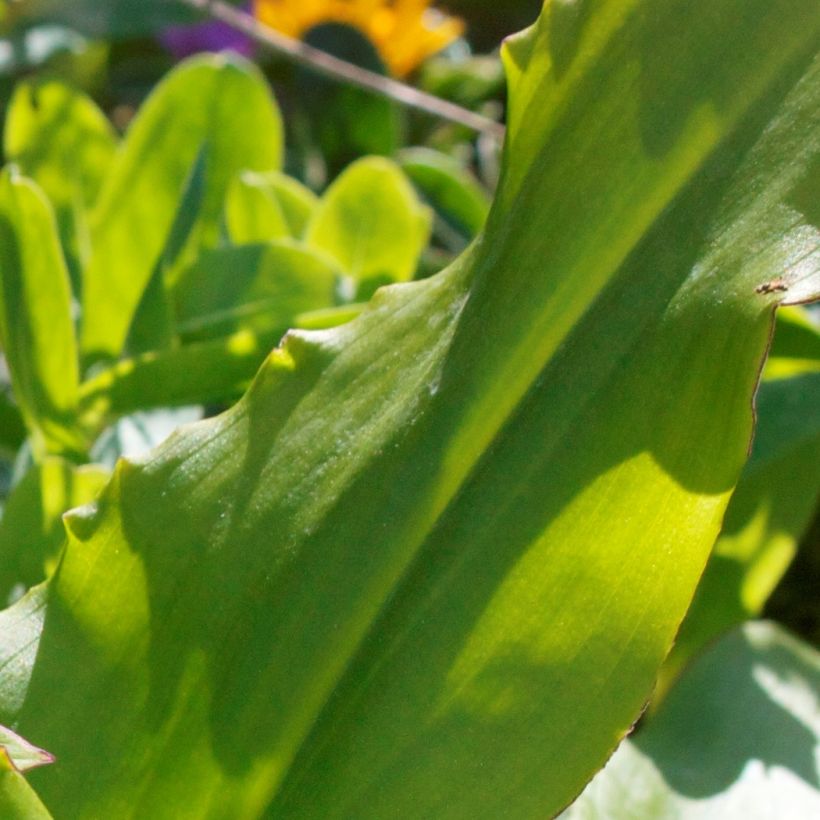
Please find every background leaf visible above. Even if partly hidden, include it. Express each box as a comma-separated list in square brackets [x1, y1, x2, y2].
[566, 622, 820, 819]
[305, 156, 432, 290]
[3, 78, 117, 293]
[0, 171, 83, 457]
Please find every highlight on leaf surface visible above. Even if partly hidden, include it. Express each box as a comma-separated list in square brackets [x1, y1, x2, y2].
[0, 0, 818, 818]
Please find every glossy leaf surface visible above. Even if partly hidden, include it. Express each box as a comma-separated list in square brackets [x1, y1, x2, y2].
[567, 622, 820, 819]
[0, 1, 818, 818]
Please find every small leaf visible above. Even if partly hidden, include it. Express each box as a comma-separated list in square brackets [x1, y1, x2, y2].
[4, 77, 117, 286]
[224, 171, 291, 245]
[399, 147, 491, 239]
[126, 146, 209, 357]
[306, 156, 432, 285]
[0, 458, 109, 605]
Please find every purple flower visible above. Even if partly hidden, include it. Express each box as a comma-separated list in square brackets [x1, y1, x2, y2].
[160, 3, 254, 59]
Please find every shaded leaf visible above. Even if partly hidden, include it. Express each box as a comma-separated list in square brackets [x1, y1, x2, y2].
[399, 146, 491, 238]
[566, 622, 820, 819]
[0, 458, 109, 606]
[174, 242, 339, 342]
[0, 1, 819, 818]
[0, 171, 84, 458]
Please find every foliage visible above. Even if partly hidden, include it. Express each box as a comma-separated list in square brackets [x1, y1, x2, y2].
[0, 0, 817, 817]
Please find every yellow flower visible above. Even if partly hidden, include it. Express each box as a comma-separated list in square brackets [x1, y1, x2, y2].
[254, 0, 464, 77]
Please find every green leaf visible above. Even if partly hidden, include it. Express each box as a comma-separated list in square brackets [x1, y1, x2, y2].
[4, 78, 117, 289]
[80, 54, 284, 365]
[1, 1, 819, 817]
[0, 389, 25, 459]
[174, 241, 339, 342]
[126, 146, 209, 358]
[225, 171, 318, 243]
[0, 458, 109, 606]
[224, 172, 291, 246]
[0, 171, 84, 458]
[0, 769, 53, 820]
[566, 622, 820, 819]
[766, 306, 820, 378]
[78, 329, 283, 422]
[664, 371, 820, 685]
[260, 173, 319, 238]
[398, 147, 492, 238]
[305, 156, 432, 286]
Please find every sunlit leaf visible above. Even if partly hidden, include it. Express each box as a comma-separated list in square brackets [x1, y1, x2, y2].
[305, 156, 431, 288]
[0, 1, 819, 818]
[80, 54, 284, 365]
[0, 458, 109, 606]
[0, 171, 84, 458]
[4, 78, 117, 288]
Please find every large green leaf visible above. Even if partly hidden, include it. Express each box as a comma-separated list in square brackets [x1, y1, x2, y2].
[566, 622, 820, 819]
[663, 317, 820, 684]
[1, 1, 819, 817]
[80, 54, 284, 365]
[0, 171, 84, 458]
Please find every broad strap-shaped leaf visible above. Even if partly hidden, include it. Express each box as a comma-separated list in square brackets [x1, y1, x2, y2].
[566, 622, 820, 819]
[0, 1, 819, 817]
[80, 54, 284, 365]
[0, 171, 84, 457]
[663, 370, 820, 686]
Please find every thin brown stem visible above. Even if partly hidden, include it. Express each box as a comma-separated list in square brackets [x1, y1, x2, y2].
[175, 0, 506, 141]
